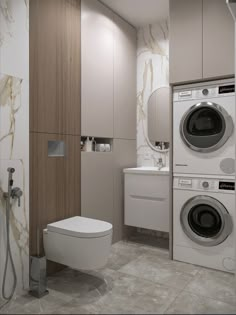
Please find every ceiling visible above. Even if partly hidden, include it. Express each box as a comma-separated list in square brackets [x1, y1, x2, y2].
[100, 0, 169, 28]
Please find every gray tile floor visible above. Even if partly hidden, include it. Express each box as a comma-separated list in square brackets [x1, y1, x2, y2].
[1, 239, 236, 314]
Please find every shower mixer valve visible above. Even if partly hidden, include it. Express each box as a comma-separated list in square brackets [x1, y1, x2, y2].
[4, 168, 23, 207]
[11, 187, 23, 207]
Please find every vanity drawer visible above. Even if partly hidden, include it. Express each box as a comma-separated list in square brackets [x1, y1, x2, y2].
[124, 173, 170, 232]
[125, 174, 169, 199]
[125, 195, 169, 232]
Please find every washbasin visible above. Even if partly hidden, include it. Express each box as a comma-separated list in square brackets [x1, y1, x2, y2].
[123, 166, 169, 175]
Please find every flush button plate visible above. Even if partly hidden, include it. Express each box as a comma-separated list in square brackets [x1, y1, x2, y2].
[48, 141, 65, 157]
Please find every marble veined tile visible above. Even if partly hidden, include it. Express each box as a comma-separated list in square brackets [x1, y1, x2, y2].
[165, 291, 236, 315]
[80, 269, 180, 314]
[136, 22, 170, 168]
[0, 0, 29, 299]
[185, 268, 236, 307]
[105, 240, 150, 270]
[119, 252, 201, 290]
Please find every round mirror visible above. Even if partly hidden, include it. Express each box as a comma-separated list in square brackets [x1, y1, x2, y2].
[147, 87, 171, 152]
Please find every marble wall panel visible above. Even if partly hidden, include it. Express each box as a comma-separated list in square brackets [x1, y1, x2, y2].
[0, 0, 29, 298]
[137, 22, 169, 167]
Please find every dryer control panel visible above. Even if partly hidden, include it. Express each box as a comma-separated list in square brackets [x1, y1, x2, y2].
[174, 83, 235, 102]
[174, 177, 235, 194]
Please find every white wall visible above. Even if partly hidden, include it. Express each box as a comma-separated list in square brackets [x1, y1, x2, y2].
[137, 21, 169, 167]
[0, 0, 29, 296]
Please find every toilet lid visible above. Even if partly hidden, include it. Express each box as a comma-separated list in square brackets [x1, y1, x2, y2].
[47, 216, 113, 238]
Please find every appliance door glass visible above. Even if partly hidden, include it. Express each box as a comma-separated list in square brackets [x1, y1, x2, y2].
[181, 196, 233, 247]
[180, 102, 234, 153]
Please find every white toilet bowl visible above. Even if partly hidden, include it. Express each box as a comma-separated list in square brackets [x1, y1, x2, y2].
[43, 216, 113, 270]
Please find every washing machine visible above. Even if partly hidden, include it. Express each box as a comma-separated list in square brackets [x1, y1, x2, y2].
[173, 79, 235, 176]
[173, 175, 235, 273]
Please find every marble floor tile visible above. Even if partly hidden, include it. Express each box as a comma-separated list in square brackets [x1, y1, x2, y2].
[81, 277, 179, 314]
[1, 240, 235, 315]
[104, 241, 150, 270]
[50, 268, 180, 314]
[8, 289, 72, 315]
[165, 291, 236, 314]
[119, 252, 201, 290]
[185, 268, 236, 306]
[47, 269, 110, 300]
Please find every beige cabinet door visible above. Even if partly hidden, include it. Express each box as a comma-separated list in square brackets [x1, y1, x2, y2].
[170, 0, 203, 84]
[113, 15, 137, 140]
[113, 139, 136, 243]
[81, 0, 114, 138]
[81, 152, 114, 224]
[203, 0, 234, 79]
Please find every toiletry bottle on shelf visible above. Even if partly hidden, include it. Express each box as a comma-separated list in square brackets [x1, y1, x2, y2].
[92, 137, 96, 152]
[81, 141, 84, 151]
[84, 137, 92, 152]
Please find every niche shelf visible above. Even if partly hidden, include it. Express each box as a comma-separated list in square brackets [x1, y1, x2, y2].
[81, 136, 113, 153]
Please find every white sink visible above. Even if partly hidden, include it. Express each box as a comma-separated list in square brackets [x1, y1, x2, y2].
[123, 166, 170, 175]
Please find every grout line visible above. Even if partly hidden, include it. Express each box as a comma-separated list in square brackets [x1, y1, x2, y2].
[162, 286, 186, 314]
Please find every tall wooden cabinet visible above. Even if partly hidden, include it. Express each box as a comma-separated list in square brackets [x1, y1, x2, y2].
[30, 133, 81, 255]
[30, 0, 81, 261]
[170, 0, 235, 84]
[203, 0, 235, 79]
[81, 0, 114, 138]
[81, 0, 137, 140]
[81, 0, 137, 243]
[114, 15, 137, 140]
[30, 0, 81, 135]
[169, 0, 203, 84]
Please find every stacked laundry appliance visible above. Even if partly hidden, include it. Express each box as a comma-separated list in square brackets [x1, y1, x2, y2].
[173, 79, 235, 273]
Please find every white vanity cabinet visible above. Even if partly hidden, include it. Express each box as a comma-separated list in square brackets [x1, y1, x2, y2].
[124, 168, 170, 232]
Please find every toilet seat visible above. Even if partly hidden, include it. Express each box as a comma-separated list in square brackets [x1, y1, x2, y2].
[47, 216, 113, 238]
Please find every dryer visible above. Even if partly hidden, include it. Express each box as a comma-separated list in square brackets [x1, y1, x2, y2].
[173, 175, 235, 273]
[173, 80, 235, 176]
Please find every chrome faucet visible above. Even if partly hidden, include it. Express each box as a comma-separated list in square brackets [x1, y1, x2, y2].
[4, 168, 23, 207]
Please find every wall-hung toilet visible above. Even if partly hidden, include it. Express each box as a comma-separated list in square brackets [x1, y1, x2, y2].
[43, 216, 113, 270]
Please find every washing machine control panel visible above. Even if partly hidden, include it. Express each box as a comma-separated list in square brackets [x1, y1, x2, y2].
[174, 177, 235, 193]
[174, 83, 235, 102]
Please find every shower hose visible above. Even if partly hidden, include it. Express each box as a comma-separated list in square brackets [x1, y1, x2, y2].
[0, 174, 17, 310]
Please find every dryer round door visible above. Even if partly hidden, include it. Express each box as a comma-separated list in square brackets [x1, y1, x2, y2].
[181, 196, 233, 247]
[180, 102, 234, 153]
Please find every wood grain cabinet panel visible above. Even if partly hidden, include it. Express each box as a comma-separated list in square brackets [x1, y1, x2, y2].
[203, 0, 235, 79]
[113, 15, 137, 140]
[169, 0, 203, 84]
[81, 0, 114, 138]
[30, 0, 81, 135]
[30, 133, 81, 256]
[81, 152, 114, 224]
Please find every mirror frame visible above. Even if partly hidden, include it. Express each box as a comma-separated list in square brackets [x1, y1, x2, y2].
[145, 86, 170, 153]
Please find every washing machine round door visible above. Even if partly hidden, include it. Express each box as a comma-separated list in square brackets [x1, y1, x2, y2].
[181, 196, 233, 247]
[180, 102, 234, 153]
